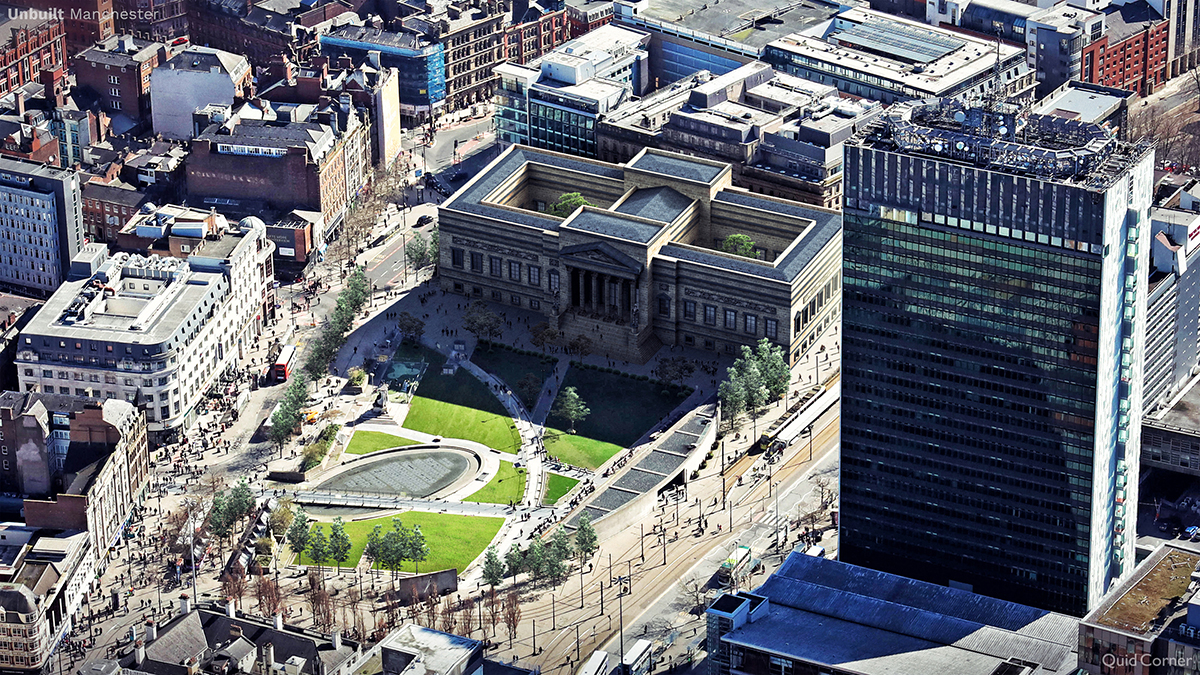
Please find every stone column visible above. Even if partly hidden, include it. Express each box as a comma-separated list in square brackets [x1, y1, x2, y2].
[570, 268, 580, 307]
[591, 272, 600, 314]
[623, 279, 632, 322]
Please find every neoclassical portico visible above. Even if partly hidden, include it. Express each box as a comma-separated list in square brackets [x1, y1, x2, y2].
[559, 242, 645, 327]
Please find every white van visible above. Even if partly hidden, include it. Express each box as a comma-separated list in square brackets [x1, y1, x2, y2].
[804, 545, 826, 558]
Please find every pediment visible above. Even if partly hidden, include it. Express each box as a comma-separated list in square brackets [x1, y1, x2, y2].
[559, 242, 645, 275]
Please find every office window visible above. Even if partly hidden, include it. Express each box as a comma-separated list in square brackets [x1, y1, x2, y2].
[744, 314, 757, 334]
[528, 265, 541, 286]
[765, 318, 778, 339]
[509, 260, 521, 280]
[684, 300, 696, 321]
[658, 297, 670, 317]
[451, 248, 464, 268]
[470, 252, 483, 273]
[704, 305, 717, 325]
[725, 309, 737, 330]
[490, 256, 502, 277]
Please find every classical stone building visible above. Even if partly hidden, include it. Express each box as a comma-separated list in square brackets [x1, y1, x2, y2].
[438, 145, 841, 364]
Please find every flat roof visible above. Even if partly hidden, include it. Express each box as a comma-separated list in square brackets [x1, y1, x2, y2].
[563, 208, 665, 244]
[628, 151, 724, 183]
[1035, 83, 1130, 123]
[1092, 547, 1200, 635]
[626, 0, 839, 50]
[613, 186, 694, 222]
[721, 553, 1080, 675]
[835, 17, 966, 64]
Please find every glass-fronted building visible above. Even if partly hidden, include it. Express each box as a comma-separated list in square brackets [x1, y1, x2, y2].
[320, 26, 446, 124]
[839, 98, 1153, 616]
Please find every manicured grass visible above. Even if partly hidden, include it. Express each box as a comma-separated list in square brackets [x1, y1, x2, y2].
[543, 473, 579, 505]
[307, 511, 504, 574]
[472, 345, 557, 409]
[544, 434, 622, 471]
[394, 343, 521, 453]
[344, 430, 421, 455]
[544, 366, 682, 468]
[464, 461, 527, 504]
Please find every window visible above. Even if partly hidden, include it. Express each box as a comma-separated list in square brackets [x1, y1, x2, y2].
[509, 260, 521, 280]
[511, 294, 521, 306]
[472, 286, 483, 297]
[658, 297, 670, 317]
[704, 305, 717, 325]
[744, 314, 757, 334]
[548, 268, 560, 294]
[108, 75, 119, 84]
[41, 370, 51, 378]
[470, 252, 483, 273]
[492, 290, 503, 301]
[683, 300, 696, 321]
[453, 281, 464, 293]
[530, 298, 540, 310]
[725, 309, 737, 330]
[452, 248, 464, 268]
[765, 318, 778, 339]
[528, 265, 541, 286]
[160, 406, 170, 418]
[489, 256, 502, 277]
[683, 335, 695, 346]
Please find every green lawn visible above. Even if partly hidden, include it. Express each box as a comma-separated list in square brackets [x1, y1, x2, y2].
[306, 512, 504, 574]
[471, 346, 557, 409]
[543, 473, 579, 505]
[464, 461, 527, 504]
[545, 367, 682, 468]
[393, 343, 521, 453]
[344, 430, 421, 455]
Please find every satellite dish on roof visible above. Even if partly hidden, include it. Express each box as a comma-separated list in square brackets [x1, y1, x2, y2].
[956, 141, 965, 151]
[998, 125, 1008, 135]
[933, 143, 943, 152]
[953, 111, 966, 123]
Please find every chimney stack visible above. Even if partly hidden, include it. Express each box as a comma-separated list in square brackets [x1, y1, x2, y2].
[145, 620, 157, 642]
[15, 91, 24, 117]
[134, 640, 145, 666]
[231, 624, 243, 640]
[331, 627, 341, 651]
[273, 613, 284, 630]
[264, 642, 276, 670]
[179, 593, 191, 616]
[226, 598, 236, 618]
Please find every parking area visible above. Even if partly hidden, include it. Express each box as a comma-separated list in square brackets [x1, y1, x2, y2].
[1138, 468, 1200, 548]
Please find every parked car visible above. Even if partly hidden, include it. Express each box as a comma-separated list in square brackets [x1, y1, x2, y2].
[1184, 525, 1198, 540]
[416, 214, 434, 226]
[1159, 516, 1184, 536]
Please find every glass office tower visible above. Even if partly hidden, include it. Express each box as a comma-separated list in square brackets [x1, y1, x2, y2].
[839, 99, 1154, 616]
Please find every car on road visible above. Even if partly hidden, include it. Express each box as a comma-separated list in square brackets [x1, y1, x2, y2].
[416, 214, 434, 226]
[1185, 525, 1199, 540]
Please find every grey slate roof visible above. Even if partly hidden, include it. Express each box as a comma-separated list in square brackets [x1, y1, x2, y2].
[629, 152, 724, 183]
[614, 186, 694, 223]
[564, 209, 665, 244]
[447, 147, 623, 230]
[723, 553, 1080, 675]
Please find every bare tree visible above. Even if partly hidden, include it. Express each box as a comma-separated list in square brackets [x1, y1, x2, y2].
[439, 595, 458, 634]
[254, 576, 283, 617]
[502, 591, 522, 648]
[308, 587, 333, 629]
[486, 588, 501, 637]
[408, 585, 422, 626]
[460, 597, 477, 638]
[681, 576, 709, 614]
[423, 585, 441, 629]
[222, 562, 249, 609]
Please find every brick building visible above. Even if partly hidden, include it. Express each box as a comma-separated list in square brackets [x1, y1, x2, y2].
[502, 0, 569, 65]
[1080, 1, 1168, 97]
[565, 0, 612, 38]
[73, 35, 167, 124]
[4, 0, 112, 54]
[112, 0, 187, 42]
[187, 0, 362, 69]
[0, 11, 65, 99]
[82, 181, 147, 242]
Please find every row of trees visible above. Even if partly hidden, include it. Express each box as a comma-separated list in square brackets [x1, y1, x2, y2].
[363, 517, 431, 575]
[284, 509, 355, 575]
[332, 165, 408, 266]
[529, 321, 594, 358]
[718, 338, 790, 433]
[480, 514, 598, 587]
[207, 478, 257, 558]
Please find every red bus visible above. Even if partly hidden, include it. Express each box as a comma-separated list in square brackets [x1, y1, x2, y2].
[274, 345, 296, 382]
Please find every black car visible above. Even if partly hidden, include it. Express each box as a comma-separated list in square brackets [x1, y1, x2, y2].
[1158, 515, 1184, 536]
[416, 214, 434, 226]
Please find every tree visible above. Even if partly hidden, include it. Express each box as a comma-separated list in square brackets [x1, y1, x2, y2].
[655, 355, 696, 388]
[409, 525, 429, 574]
[207, 493, 234, 558]
[423, 585, 440, 628]
[529, 321, 559, 353]
[405, 234, 431, 269]
[567, 334, 593, 358]
[482, 546, 506, 588]
[268, 497, 295, 538]
[502, 591, 522, 647]
[428, 226, 440, 267]
[505, 543, 525, 580]
[720, 234, 756, 258]
[365, 524, 383, 572]
[439, 595, 458, 634]
[463, 302, 503, 342]
[460, 597, 477, 637]
[329, 517, 352, 575]
[752, 339, 789, 402]
[222, 561, 249, 609]
[228, 478, 255, 523]
[575, 513, 598, 563]
[309, 526, 329, 575]
[681, 576, 709, 614]
[718, 378, 747, 430]
[550, 526, 574, 564]
[486, 588, 501, 637]
[547, 192, 593, 217]
[286, 507, 311, 565]
[395, 312, 426, 345]
[254, 576, 283, 617]
[552, 386, 590, 434]
[515, 373, 542, 408]
[525, 538, 548, 581]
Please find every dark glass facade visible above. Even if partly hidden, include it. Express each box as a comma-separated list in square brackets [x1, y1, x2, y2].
[840, 209, 1105, 616]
